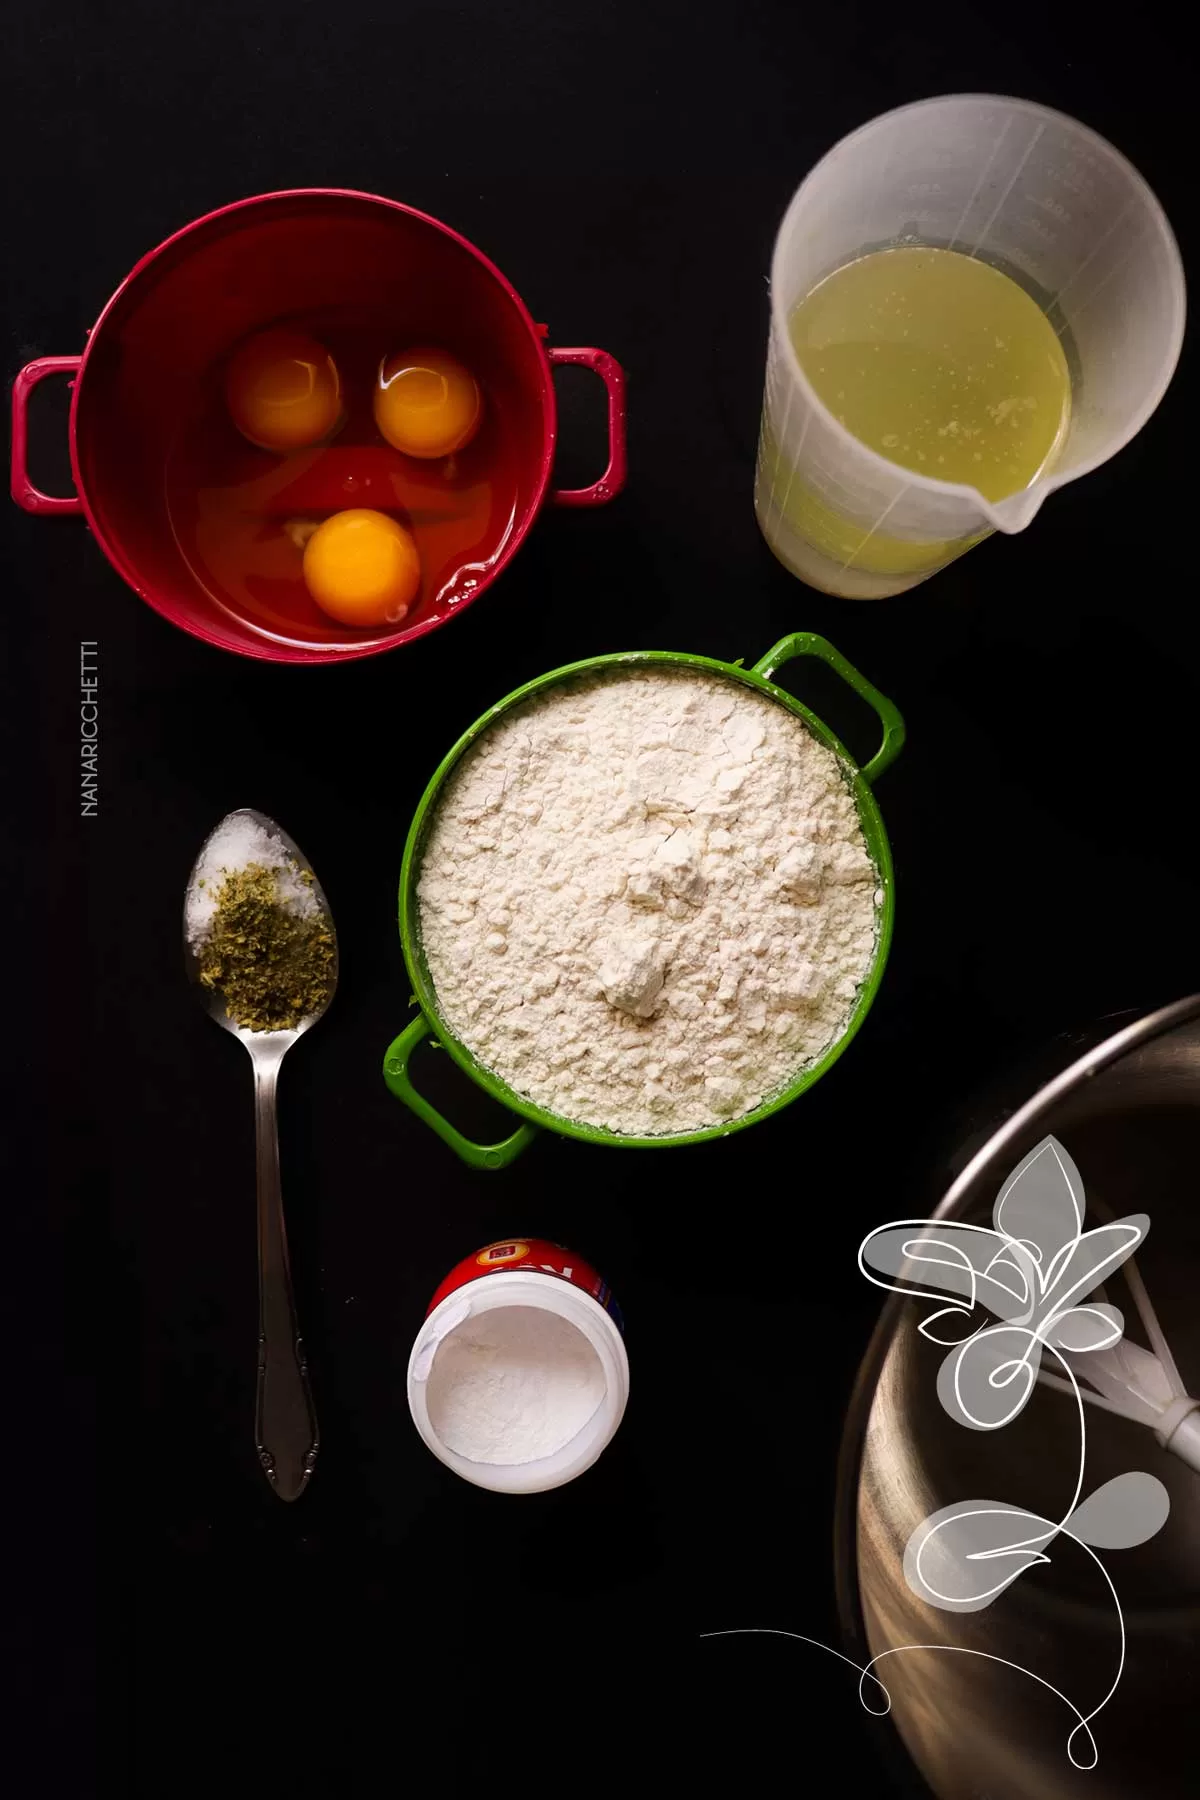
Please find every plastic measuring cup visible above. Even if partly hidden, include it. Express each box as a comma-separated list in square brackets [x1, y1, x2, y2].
[755, 95, 1185, 599]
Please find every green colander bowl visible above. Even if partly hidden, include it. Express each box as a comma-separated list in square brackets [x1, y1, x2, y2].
[383, 632, 904, 1167]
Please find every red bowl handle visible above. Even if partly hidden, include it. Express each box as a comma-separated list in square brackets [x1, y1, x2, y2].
[547, 347, 627, 508]
[10, 356, 84, 515]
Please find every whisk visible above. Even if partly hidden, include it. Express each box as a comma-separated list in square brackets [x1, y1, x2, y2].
[1037, 1200, 1200, 1474]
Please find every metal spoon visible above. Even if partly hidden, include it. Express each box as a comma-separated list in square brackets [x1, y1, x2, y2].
[184, 808, 336, 1502]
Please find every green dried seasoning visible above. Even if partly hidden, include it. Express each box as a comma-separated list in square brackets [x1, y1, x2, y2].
[198, 861, 334, 1032]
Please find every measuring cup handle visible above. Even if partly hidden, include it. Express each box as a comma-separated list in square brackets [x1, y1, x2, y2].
[10, 356, 84, 515]
[751, 633, 905, 785]
[547, 347, 627, 508]
[382, 1016, 538, 1171]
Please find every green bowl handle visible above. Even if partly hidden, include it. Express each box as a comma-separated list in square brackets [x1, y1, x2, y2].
[751, 632, 905, 785]
[382, 1016, 538, 1171]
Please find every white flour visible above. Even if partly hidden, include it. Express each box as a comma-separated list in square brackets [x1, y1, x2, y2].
[426, 1307, 606, 1465]
[418, 667, 880, 1137]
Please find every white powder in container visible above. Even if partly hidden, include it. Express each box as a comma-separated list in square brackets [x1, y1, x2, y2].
[426, 1306, 606, 1466]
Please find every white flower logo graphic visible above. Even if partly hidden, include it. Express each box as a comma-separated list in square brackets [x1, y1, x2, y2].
[703, 1136, 1174, 1776]
[859, 1136, 1146, 1437]
[858, 1135, 1171, 1765]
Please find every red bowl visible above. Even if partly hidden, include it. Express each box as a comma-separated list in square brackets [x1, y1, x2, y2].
[10, 189, 626, 664]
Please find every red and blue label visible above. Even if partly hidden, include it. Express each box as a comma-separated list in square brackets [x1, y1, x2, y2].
[428, 1237, 625, 1336]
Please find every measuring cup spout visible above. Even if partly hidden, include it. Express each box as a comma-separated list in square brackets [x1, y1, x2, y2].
[985, 484, 1050, 536]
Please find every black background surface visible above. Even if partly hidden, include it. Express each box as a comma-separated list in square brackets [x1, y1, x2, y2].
[3, 2, 1194, 1792]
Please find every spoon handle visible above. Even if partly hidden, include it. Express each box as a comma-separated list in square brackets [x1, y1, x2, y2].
[253, 1055, 319, 1500]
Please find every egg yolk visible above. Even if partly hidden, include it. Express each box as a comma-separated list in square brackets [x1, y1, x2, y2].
[302, 509, 421, 628]
[373, 348, 482, 459]
[224, 329, 342, 452]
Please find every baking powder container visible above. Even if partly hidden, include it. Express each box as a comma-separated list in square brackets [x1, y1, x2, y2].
[408, 1238, 628, 1495]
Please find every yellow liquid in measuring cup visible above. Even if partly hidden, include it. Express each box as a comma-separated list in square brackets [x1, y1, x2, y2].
[763, 247, 1072, 586]
[790, 247, 1071, 502]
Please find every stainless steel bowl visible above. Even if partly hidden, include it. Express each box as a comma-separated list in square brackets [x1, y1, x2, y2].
[836, 996, 1200, 1800]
